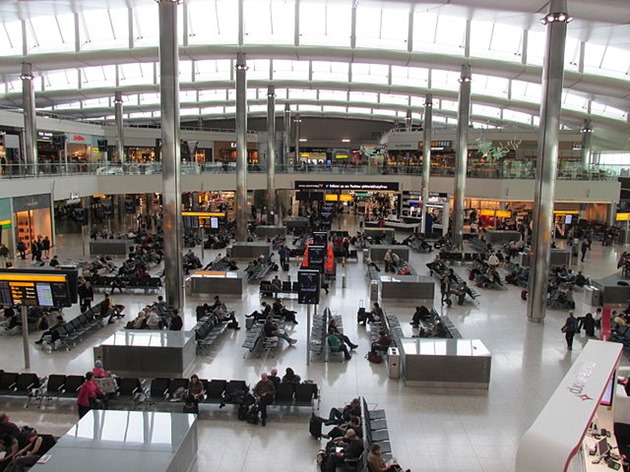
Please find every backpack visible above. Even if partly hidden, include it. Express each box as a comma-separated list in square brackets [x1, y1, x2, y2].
[366, 351, 383, 364]
[357, 307, 367, 323]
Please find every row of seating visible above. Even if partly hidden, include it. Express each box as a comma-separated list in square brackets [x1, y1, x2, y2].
[309, 307, 331, 357]
[42, 301, 115, 352]
[350, 398, 394, 472]
[193, 313, 229, 355]
[430, 265, 481, 301]
[244, 255, 275, 282]
[260, 279, 300, 298]
[241, 318, 284, 357]
[85, 275, 162, 294]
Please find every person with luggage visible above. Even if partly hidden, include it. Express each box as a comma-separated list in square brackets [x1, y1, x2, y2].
[324, 429, 363, 472]
[263, 316, 297, 345]
[76, 371, 104, 418]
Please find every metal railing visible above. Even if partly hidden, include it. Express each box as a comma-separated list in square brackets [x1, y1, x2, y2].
[0, 161, 615, 181]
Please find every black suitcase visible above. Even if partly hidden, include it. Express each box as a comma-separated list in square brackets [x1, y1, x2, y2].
[282, 263, 289, 271]
[357, 307, 367, 324]
[309, 413, 324, 439]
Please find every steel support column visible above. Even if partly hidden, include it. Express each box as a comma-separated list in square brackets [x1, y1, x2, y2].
[266, 85, 277, 224]
[114, 91, 125, 164]
[452, 65, 471, 251]
[283, 104, 291, 167]
[235, 52, 248, 241]
[421, 94, 433, 236]
[405, 109, 412, 131]
[294, 114, 301, 166]
[21, 63, 38, 176]
[158, 0, 183, 309]
[581, 119, 593, 169]
[527, 0, 570, 323]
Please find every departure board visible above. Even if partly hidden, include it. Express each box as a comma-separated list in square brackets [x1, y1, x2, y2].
[0, 273, 71, 308]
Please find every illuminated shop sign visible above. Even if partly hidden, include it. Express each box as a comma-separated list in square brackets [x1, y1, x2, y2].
[295, 181, 399, 191]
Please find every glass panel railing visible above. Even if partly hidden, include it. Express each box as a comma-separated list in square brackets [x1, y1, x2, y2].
[0, 161, 616, 181]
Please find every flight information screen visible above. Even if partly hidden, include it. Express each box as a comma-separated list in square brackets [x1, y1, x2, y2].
[0, 273, 71, 307]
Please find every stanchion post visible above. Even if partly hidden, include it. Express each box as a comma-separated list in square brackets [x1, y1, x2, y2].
[306, 304, 312, 366]
[21, 306, 30, 369]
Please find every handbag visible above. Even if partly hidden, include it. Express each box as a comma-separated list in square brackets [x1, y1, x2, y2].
[561, 325, 568, 333]
[95, 377, 117, 394]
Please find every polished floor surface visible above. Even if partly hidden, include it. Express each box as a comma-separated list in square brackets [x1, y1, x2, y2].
[1, 215, 627, 472]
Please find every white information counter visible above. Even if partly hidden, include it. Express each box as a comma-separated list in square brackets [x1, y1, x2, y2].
[516, 341, 623, 472]
[30, 410, 197, 472]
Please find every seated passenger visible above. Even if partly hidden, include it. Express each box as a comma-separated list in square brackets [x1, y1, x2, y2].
[185, 374, 205, 411]
[328, 318, 358, 350]
[281, 367, 301, 385]
[263, 316, 296, 345]
[371, 330, 392, 354]
[411, 305, 431, 326]
[272, 299, 298, 324]
[324, 429, 363, 472]
[327, 329, 352, 360]
[367, 442, 409, 472]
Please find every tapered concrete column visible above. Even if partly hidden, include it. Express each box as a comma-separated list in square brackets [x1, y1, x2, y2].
[158, 0, 183, 309]
[235, 52, 248, 241]
[527, 0, 570, 323]
[421, 94, 433, 235]
[21, 63, 38, 176]
[405, 109, 413, 131]
[266, 85, 277, 224]
[114, 91, 125, 164]
[581, 119, 593, 169]
[283, 104, 291, 168]
[293, 114, 301, 164]
[452, 65, 471, 251]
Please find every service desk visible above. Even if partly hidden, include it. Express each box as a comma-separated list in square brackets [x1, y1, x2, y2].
[30, 410, 197, 472]
[368, 245, 410, 263]
[401, 338, 491, 389]
[188, 270, 246, 297]
[484, 229, 521, 245]
[283, 216, 310, 230]
[228, 242, 272, 260]
[550, 248, 570, 266]
[380, 275, 434, 302]
[254, 225, 287, 238]
[89, 239, 134, 256]
[96, 330, 196, 378]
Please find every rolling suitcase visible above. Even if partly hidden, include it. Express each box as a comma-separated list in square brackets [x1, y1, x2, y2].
[309, 413, 324, 439]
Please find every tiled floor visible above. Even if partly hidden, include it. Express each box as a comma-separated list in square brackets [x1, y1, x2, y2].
[1, 214, 627, 472]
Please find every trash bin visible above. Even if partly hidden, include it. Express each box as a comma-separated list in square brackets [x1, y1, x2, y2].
[584, 286, 602, 307]
[387, 347, 400, 380]
[369, 280, 379, 304]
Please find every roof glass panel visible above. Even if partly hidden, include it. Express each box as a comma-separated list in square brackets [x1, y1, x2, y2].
[562, 91, 588, 111]
[391, 66, 429, 87]
[379, 93, 408, 106]
[511, 80, 541, 103]
[440, 99, 458, 112]
[323, 105, 347, 114]
[200, 106, 225, 115]
[83, 97, 110, 108]
[243, 0, 294, 45]
[180, 90, 197, 103]
[297, 104, 321, 112]
[28, 13, 74, 54]
[352, 63, 388, 85]
[600, 45, 630, 78]
[248, 59, 271, 80]
[82, 8, 128, 51]
[472, 104, 502, 119]
[503, 109, 532, 124]
[312, 61, 348, 81]
[0, 20, 21, 56]
[300, 1, 351, 47]
[489, 22, 522, 62]
[194, 60, 231, 81]
[434, 15, 465, 55]
[290, 89, 317, 100]
[43, 70, 75, 91]
[248, 104, 267, 114]
[431, 70, 459, 91]
[526, 28, 546, 66]
[348, 107, 372, 115]
[356, 4, 408, 50]
[133, 4, 160, 48]
[591, 101, 627, 121]
[188, 0, 237, 45]
[81, 65, 116, 88]
[54, 101, 82, 110]
[471, 74, 509, 98]
[273, 60, 309, 81]
[564, 37, 580, 71]
[584, 42, 607, 74]
[139, 93, 160, 105]
[349, 91, 378, 102]
[198, 89, 226, 101]
[119, 63, 154, 86]
[319, 90, 348, 101]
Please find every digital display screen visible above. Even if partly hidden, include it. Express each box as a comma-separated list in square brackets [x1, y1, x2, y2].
[564, 214, 573, 225]
[298, 270, 320, 305]
[601, 375, 614, 407]
[0, 272, 71, 308]
[309, 246, 326, 268]
[210, 217, 219, 229]
[312, 232, 328, 246]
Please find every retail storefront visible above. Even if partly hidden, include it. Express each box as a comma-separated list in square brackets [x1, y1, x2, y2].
[0, 198, 12, 252]
[13, 194, 53, 250]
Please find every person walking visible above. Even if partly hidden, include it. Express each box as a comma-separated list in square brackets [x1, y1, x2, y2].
[0, 243, 9, 269]
[561, 310, 579, 351]
[76, 371, 104, 418]
[16, 239, 26, 260]
[580, 239, 589, 263]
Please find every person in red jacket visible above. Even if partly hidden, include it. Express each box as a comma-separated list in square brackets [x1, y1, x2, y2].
[76, 372, 104, 419]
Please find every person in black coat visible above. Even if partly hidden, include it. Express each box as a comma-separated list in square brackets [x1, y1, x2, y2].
[169, 310, 183, 331]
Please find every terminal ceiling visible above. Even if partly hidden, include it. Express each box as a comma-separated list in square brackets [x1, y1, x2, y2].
[0, 0, 628, 149]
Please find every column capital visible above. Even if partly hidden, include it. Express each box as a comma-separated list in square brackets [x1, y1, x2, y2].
[267, 85, 276, 98]
[235, 52, 248, 70]
[284, 103, 290, 111]
[20, 62, 33, 80]
[540, 0, 571, 25]
[425, 93, 433, 106]
[581, 119, 593, 133]
[458, 64, 471, 82]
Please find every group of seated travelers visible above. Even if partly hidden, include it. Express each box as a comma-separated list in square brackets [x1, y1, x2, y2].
[194, 296, 240, 330]
[0, 413, 57, 472]
[125, 295, 183, 331]
[410, 306, 449, 338]
[247, 298, 298, 324]
[327, 317, 359, 361]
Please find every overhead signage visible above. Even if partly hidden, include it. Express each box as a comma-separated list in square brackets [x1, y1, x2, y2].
[13, 194, 51, 212]
[0, 219, 11, 229]
[479, 209, 495, 216]
[0, 272, 71, 308]
[295, 181, 399, 191]
[419, 140, 452, 151]
[298, 269, 320, 305]
[617, 213, 630, 221]
[495, 210, 512, 218]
